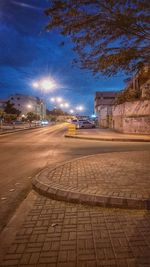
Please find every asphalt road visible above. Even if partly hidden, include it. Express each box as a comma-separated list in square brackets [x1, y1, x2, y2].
[0, 123, 150, 232]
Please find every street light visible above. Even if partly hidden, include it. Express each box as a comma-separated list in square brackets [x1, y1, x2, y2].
[76, 105, 84, 111]
[32, 78, 58, 92]
[69, 109, 74, 114]
[40, 79, 56, 92]
[56, 97, 63, 103]
[32, 77, 58, 120]
[64, 103, 69, 108]
[50, 97, 55, 102]
[27, 104, 32, 109]
[32, 82, 39, 88]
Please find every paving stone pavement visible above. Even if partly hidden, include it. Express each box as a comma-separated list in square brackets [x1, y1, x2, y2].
[1, 191, 150, 267]
[33, 151, 150, 209]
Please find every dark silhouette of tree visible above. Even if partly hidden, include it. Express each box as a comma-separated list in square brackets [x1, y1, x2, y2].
[26, 112, 39, 122]
[47, 108, 69, 116]
[4, 101, 21, 116]
[45, 0, 150, 76]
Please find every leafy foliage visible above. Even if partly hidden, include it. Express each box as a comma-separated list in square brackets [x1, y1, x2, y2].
[45, 0, 150, 76]
[0, 109, 5, 119]
[116, 65, 150, 104]
[4, 114, 18, 123]
[26, 112, 38, 122]
[4, 101, 21, 116]
[47, 108, 68, 116]
[116, 87, 141, 104]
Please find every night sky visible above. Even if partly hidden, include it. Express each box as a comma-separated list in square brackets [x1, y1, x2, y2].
[0, 0, 126, 115]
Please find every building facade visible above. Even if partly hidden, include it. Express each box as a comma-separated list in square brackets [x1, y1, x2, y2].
[94, 65, 150, 134]
[0, 99, 6, 111]
[94, 91, 117, 128]
[0, 94, 46, 119]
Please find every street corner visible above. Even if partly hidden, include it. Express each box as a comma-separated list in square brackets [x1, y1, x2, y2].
[32, 151, 150, 210]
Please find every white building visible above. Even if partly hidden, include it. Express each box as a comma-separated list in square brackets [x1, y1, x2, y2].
[94, 91, 117, 128]
[8, 94, 46, 119]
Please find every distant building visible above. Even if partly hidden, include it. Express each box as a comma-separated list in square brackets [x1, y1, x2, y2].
[1, 94, 46, 119]
[94, 91, 117, 128]
[0, 99, 6, 111]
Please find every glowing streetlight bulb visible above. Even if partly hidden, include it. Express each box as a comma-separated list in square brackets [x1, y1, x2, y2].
[56, 97, 63, 103]
[70, 109, 74, 114]
[76, 105, 84, 111]
[40, 79, 56, 91]
[50, 97, 55, 102]
[64, 103, 69, 108]
[32, 82, 39, 88]
[60, 103, 64, 107]
[27, 104, 32, 108]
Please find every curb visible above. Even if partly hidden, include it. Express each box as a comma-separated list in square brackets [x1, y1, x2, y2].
[32, 154, 150, 210]
[32, 178, 150, 210]
[0, 126, 43, 135]
[65, 134, 150, 142]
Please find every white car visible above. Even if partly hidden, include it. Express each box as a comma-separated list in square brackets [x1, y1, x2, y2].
[77, 120, 96, 129]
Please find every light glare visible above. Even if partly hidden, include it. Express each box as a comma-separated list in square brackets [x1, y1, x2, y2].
[32, 82, 39, 88]
[40, 79, 56, 91]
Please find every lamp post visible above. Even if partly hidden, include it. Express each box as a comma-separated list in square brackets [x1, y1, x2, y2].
[32, 78, 58, 120]
[75, 106, 84, 118]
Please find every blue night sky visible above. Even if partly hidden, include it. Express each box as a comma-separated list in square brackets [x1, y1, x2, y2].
[0, 0, 126, 115]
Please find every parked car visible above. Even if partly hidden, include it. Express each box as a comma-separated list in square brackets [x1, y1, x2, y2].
[40, 120, 49, 125]
[71, 119, 79, 126]
[13, 120, 24, 125]
[77, 120, 96, 129]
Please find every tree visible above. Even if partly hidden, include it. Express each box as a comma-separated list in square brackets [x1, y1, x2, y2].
[45, 0, 150, 76]
[0, 109, 5, 119]
[4, 114, 18, 123]
[26, 112, 38, 122]
[4, 101, 21, 116]
[47, 108, 68, 116]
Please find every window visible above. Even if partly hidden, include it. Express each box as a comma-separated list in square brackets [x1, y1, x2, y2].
[17, 97, 20, 100]
[11, 97, 14, 100]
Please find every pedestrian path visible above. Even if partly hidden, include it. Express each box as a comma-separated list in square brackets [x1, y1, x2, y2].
[1, 191, 150, 267]
[1, 150, 150, 266]
[33, 151, 150, 210]
[65, 128, 150, 142]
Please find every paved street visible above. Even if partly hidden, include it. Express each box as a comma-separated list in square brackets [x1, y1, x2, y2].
[0, 125, 150, 266]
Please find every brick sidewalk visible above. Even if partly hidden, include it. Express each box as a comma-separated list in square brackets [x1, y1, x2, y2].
[1, 150, 150, 267]
[1, 191, 150, 267]
[33, 151, 150, 209]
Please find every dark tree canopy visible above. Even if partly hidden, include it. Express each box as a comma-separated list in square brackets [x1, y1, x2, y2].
[4, 101, 21, 116]
[47, 108, 68, 116]
[26, 112, 40, 122]
[45, 0, 150, 76]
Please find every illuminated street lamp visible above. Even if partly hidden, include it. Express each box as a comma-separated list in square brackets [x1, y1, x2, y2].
[76, 105, 84, 111]
[69, 109, 74, 114]
[33, 78, 58, 92]
[60, 103, 64, 108]
[56, 97, 63, 103]
[32, 82, 39, 88]
[64, 103, 69, 108]
[32, 77, 58, 120]
[50, 97, 55, 102]
[27, 104, 32, 109]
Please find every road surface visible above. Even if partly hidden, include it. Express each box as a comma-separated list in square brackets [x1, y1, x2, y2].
[0, 123, 150, 232]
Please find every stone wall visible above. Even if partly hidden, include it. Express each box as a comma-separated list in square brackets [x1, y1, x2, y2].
[98, 106, 113, 128]
[112, 100, 150, 134]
